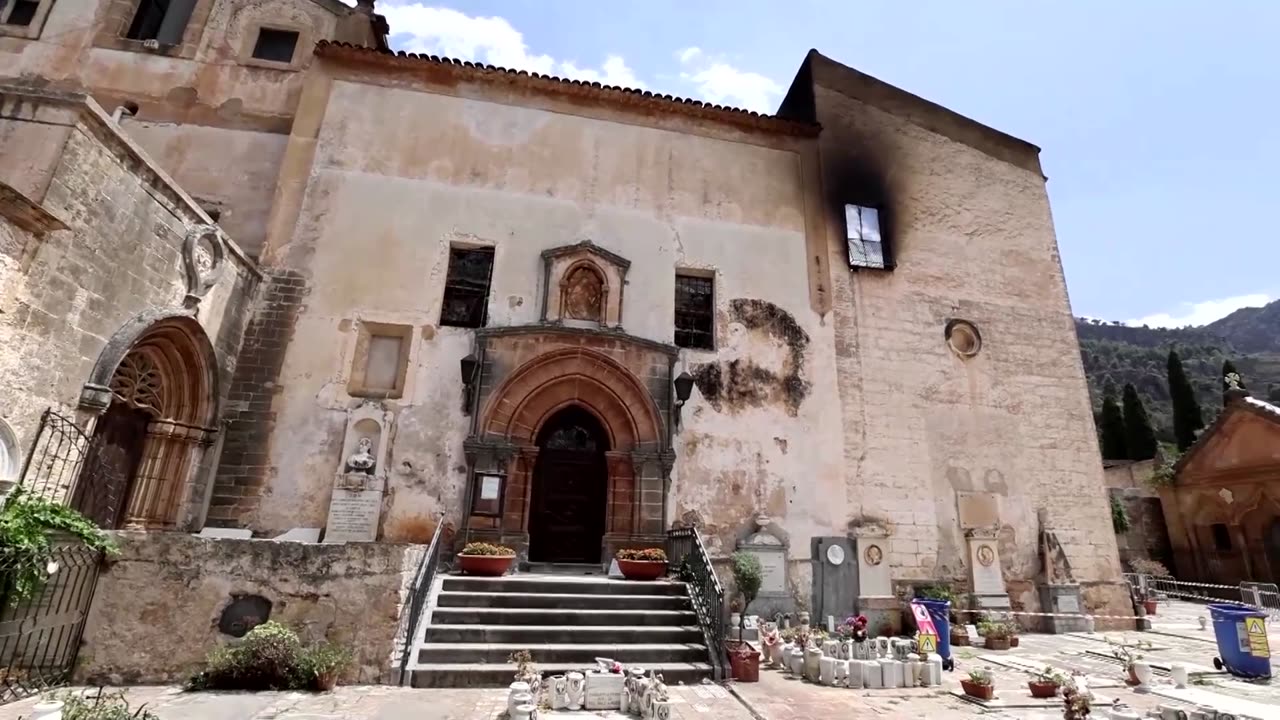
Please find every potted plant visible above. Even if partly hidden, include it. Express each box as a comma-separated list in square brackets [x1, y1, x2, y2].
[1028, 666, 1063, 698]
[304, 643, 352, 691]
[980, 620, 1012, 651]
[1008, 620, 1021, 648]
[616, 548, 667, 581]
[950, 623, 971, 647]
[1107, 639, 1150, 685]
[457, 542, 516, 576]
[961, 669, 995, 700]
[1061, 676, 1091, 720]
[726, 552, 763, 682]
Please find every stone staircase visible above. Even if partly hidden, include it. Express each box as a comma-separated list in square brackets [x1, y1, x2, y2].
[407, 574, 714, 687]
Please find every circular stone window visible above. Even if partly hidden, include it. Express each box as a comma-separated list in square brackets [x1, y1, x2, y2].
[945, 319, 982, 358]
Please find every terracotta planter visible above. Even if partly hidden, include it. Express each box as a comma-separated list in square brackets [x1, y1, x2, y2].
[458, 554, 515, 577]
[617, 559, 666, 581]
[1126, 666, 1139, 686]
[951, 628, 971, 647]
[1028, 680, 1059, 698]
[960, 679, 994, 700]
[315, 670, 340, 692]
[984, 636, 1011, 651]
[726, 641, 761, 683]
[1142, 599, 1157, 615]
[1009, 636, 1020, 648]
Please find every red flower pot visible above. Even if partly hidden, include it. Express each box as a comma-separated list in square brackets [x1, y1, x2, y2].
[961, 680, 994, 700]
[726, 641, 761, 683]
[617, 559, 666, 581]
[1028, 680, 1059, 698]
[984, 636, 1011, 651]
[1143, 599, 1157, 615]
[457, 554, 515, 577]
[1010, 636, 1020, 648]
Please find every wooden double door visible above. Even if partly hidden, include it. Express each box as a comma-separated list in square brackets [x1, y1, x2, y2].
[528, 406, 608, 564]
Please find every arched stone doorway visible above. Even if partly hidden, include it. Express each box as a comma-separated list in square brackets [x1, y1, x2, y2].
[1266, 518, 1280, 582]
[528, 406, 610, 563]
[77, 315, 218, 530]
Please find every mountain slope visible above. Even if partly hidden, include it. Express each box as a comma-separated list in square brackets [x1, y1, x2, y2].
[1076, 299, 1280, 443]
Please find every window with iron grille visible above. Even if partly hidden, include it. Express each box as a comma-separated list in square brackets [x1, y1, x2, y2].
[674, 274, 714, 350]
[845, 203, 888, 270]
[439, 247, 495, 328]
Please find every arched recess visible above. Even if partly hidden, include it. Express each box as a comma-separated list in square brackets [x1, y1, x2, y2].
[558, 261, 608, 323]
[77, 313, 220, 530]
[481, 347, 662, 450]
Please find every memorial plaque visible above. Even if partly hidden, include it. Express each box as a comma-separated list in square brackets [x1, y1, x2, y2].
[323, 489, 383, 543]
[755, 549, 787, 594]
[1056, 594, 1080, 613]
[584, 672, 623, 710]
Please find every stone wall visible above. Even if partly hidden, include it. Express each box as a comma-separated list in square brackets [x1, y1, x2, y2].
[0, 0, 380, 256]
[0, 87, 257, 478]
[788, 51, 1129, 618]
[77, 532, 425, 685]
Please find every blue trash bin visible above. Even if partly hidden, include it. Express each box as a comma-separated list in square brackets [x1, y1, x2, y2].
[1207, 603, 1272, 679]
[917, 599, 952, 663]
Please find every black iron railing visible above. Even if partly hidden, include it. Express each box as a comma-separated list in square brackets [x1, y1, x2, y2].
[0, 542, 104, 703]
[666, 527, 728, 680]
[396, 515, 447, 686]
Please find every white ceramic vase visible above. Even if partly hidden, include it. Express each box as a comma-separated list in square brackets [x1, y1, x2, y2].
[1169, 663, 1188, 689]
[31, 701, 64, 720]
[510, 703, 536, 720]
[819, 656, 836, 685]
[565, 671, 586, 711]
[804, 647, 823, 682]
[1131, 661, 1153, 691]
[845, 658, 863, 688]
[649, 699, 673, 720]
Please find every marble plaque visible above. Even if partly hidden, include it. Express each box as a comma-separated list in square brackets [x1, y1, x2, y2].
[967, 539, 1005, 595]
[323, 489, 382, 543]
[1056, 594, 1080, 613]
[584, 672, 623, 710]
[753, 549, 787, 594]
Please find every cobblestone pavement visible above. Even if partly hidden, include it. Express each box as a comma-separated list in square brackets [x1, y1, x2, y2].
[0, 683, 757, 719]
[2, 601, 1275, 719]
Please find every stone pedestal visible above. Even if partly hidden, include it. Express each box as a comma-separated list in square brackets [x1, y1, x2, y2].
[853, 526, 898, 634]
[1039, 583, 1088, 633]
[965, 527, 1011, 612]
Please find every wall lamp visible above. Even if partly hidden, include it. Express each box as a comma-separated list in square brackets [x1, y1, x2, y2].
[673, 371, 695, 429]
[460, 353, 479, 414]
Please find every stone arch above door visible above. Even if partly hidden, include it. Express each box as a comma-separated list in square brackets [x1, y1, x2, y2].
[481, 347, 662, 452]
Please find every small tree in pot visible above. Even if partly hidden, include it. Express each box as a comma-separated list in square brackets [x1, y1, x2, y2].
[1028, 665, 1065, 698]
[727, 552, 763, 682]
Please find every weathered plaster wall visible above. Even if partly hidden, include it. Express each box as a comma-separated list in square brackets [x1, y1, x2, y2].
[223, 76, 845, 569]
[0, 89, 257, 462]
[809, 71, 1129, 615]
[77, 532, 425, 684]
[1, 0, 358, 255]
[1104, 460, 1173, 571]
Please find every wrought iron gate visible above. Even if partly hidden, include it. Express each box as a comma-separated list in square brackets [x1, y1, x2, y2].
[1, 409, 120, 703]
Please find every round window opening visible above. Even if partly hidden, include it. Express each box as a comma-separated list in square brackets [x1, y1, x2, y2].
[945, 319, 982, 358]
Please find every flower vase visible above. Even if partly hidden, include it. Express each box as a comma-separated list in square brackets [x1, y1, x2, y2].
[819, 656, 836, 685]
[804, 647, 823, 683]
[839, 640, 853, 660]
[565, 671, 586, 710]
[788, 647, 805, 675]
[648, 699, 673, 720]
[510, 704, 535, 720]
[1132, 661, 1152, 692]
[549, 675, 567, 710]
[1170, 663, 1188, 689]
[822, 640, 839, 658]
[508, 682, 531, 713]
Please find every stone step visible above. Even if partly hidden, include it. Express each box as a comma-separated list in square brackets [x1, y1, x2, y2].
[524, 562, 609, 576]
[415, 642, 709, 665]
[430, 607, 699, 627]
[441, 575, 685, 596]
[409, 662, 714, 689]
[424, 624, 705, 644]
[436, 591, 690, 610]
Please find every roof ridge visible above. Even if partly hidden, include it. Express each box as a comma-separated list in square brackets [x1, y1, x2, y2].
[313, 41, 820, 137]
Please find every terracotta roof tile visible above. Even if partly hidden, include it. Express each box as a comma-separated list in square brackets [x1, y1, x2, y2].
[1244, 395, 1280, 421]
[313, 41, 820, 137]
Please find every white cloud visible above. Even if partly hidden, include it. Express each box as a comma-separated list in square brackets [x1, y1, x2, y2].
[675, 46, 783, 114]
[1130, 293, 1272, 328]
[379, 4, 644, 88]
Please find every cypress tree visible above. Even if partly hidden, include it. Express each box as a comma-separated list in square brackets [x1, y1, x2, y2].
[1122, 383, 1157, 461]
[1221, 359, 1246, 403]
[1167, 350, 1204, 451]
[1099, 390, 1128, 461]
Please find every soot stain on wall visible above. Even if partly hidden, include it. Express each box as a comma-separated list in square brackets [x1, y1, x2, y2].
[692, 299, 811, 417]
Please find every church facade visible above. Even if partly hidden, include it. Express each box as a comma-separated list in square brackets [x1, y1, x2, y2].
[1, 0, 1129, 621]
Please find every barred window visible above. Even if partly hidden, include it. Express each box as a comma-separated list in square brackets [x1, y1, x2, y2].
[674, 274, 714, 350]
[439, 247, 495, 328]
[845, 204, 887, 270]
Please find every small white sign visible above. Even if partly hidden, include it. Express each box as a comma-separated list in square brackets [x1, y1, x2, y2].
[479, 475, 501, 500]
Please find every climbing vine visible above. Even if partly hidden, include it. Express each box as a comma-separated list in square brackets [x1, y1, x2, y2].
[0, 487, 117, 603]
[1110, 495, 1131, 534]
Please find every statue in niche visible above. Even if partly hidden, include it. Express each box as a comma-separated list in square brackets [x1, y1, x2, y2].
[344, 437, 377, 475]
[562, 265, 604, 322]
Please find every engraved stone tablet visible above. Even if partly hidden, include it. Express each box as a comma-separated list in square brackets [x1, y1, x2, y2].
[323, 489, 382, 543]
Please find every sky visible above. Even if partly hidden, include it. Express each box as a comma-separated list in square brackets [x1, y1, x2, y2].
[375, 0, 1278, 328]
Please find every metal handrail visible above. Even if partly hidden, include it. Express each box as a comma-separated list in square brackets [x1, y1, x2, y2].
[396, 515, 447, 686]
[666, 527, 728, 681]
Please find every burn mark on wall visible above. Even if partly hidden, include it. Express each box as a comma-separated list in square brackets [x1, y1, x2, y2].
[692, 299, 811, 417]
[824, 126, 898, 269]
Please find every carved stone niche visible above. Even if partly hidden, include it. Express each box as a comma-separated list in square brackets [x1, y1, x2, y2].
[540, 241, 631, 329]
[323, 403, 393, 544]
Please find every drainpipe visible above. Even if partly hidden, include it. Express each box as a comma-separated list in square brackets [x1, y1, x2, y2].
[111, 102, 139, 125]
[663, 353, 677, 532]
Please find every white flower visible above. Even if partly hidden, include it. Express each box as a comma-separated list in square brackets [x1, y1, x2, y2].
[46, 560, 59, 575]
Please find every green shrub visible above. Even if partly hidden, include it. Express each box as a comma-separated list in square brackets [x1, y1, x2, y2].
[917, 584, 953, 602]
[0, 488, 118, 604]
[48, 689, 160, 719]
[187, 621, 351, 692]
[460, 542, 514, 556]
[617, 548, 666, 562]
[1111, 495, 1131, 534]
